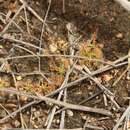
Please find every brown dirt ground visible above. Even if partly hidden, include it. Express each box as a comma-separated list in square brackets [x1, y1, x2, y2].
[1, 0, 130, 129]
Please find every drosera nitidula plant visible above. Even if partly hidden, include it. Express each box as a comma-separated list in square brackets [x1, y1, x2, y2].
[0, 79, 6, 88]
[79, 32, 104, 69]
[0, 77, 10, 88]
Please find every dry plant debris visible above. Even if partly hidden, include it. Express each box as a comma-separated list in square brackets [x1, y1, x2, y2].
[0, 0, 130, 129]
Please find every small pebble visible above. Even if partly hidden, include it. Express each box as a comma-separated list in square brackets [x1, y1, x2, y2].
[14, 120, 20, 127]
[20, 96, 28, 102]
[45, 101, 52, 106]
[102, 74, 112, 82]
[53, 119, 60, 124]
[34, 124, 39, 128]
[82, 115, 87, 120]
[0, 110, 7, 118]
[116, 33, 123, 39]
[79, 0, 83, 3]
[34, 111, 41, 117]
[26, 111, 30, 115]
[8, 94, 16, 100]
[16, 76, 22, 81]
[32, 108, 36, 112]
[66, 110, 74, 117]
[49, 44, 57, 53]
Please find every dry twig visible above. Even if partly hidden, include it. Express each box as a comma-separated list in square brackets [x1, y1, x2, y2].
[0, 5, 24, 35]
[0, 88, 112, 116]
[113, 106, 130, 130]
[0, 58, 127, 123]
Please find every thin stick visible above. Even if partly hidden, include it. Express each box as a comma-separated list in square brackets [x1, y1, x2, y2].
[0, 5, 24, 35]
[0, 101, 37, 123]
[114, 0, 130, 12]
[46, 63, 75, 128]
[11, 72, 25, 128]
[126, 47, 130, 79]
[12, 21, 24, 33]
[60, 22, 77, 128]
[113, 106, 130, 130]
[62, 0, 66, 13]
[39, 71, 52, 84]
[80, 66, 120, 109]
[0, 61, 126, 123]
[1, 44, 51, 84]
[103, 94, 108, 107]
[46, 61, 128, 98]
[81, 66, 113, 96]
[79, 90, 104, 105]
[10, 71, 41, 76]
[19, 0, 52, 33]
[23, 6, 30, 34]
[113, 48, 130, 86]
[13, 44, 36, 55]
[0, 47, 14, 71]
[47, 23, 78, 128]
[0, 61, 127, 122]
[59, 89, 66, 129]
[1, 53, 123, 66]
[55, 90, 104, 115]
[113, 67, 128, 86]
[38, 0, 51, 71]
[0, 12, 23, 33]
[84, 124, 104, 130]
[2, 36, 43, 51]
[29, 106, 33, 128]
[0, 103, 13, 119]
[0, 88, 112, 116]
